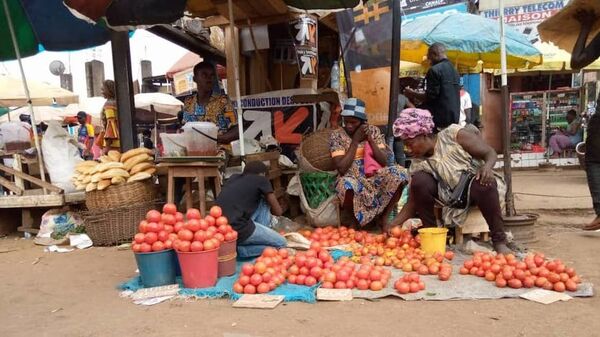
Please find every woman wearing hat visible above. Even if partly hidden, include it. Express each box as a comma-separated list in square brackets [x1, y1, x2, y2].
[387, 108, 511, 253]
[329, 98, 408, 228]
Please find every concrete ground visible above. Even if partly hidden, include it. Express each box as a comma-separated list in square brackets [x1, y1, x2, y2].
[0, 168, 598, 337]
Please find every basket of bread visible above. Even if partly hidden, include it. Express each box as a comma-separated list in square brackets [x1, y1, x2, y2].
[74, 148, 158, 211]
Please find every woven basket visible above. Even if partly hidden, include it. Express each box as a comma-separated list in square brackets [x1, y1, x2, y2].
[300, 172, 337, 209]
[299, 128, 336, 172]
[82, 201, 158, 246]
[85, 180, 156, 211]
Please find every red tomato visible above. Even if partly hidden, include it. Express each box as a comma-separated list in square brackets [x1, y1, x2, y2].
[173, 222, 184, 233]
[523, 277, 535, 288]
[196, 219, 208, 231]
[565, 279, 578, 292]
[336, 269, 350, 282]
[396, 281, 410, 294]
[152, 241, 165, 251]
[296, 275, 306, 285]
[495, 278, 507, 288]
[334, 281, 346, 289]
[186, 219, 200, 232]
[140, 243, 152, 253]
[134, 233, 145, 244]
[178, 241, 191, 252]
[216, 216, 228, 227]
[444, 251, 455, 260]
[241, 263, 254, 276]
[233, 282, 244, 293]
[370, 281, 384, 291]
[305, 276, 317, 287]
[157, 230, 169, 242]
[553, 281, 566, 292]
[186, 208, 201, 220]
[287, 275, 297, 284]
[256, 282, 270, 294]
[164, 240, 173, 249]
[438, 272, 450, 281]
[278, 248, 289, 259]
[193, 230, 206, 242]
[243, 284, 256, 294]
[508, 279, 522, 289]
[175, 212, 184, 222]
[190, 241, 204, 252]
[459, 267, 469, 275]
[295, 255, 307, 268]
[209, 206, 223, 218]
[144, 232, 158, 245]
[132, 244, 142, 252]
[160, 213, 175, 226]
[164, 224, 174, 234]
[214, 233, 225, 242]
[162, 203, 177, 215]
[146, 210, 161, 223]
[178, 229, 194, 242]
[205, 215, 216, 227]
[224, 232, 236, 242]
[356, 279, 369, 290]
[145, 222, 159, 233]
[239, 275, 250, 286]
[321, 281, 334, 289]
[138, 221, 148, 234]
[168, 233, 178, 241]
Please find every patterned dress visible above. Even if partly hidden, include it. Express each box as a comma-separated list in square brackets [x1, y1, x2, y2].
[181, 93, 236, 133]
[409, 124, 506, 226]
[329, 126, 408, 226]
[101, 99, 120, 149]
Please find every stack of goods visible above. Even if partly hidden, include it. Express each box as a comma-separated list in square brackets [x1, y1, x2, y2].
[73, 148, 156, 192]
[234, 248, 293, 294]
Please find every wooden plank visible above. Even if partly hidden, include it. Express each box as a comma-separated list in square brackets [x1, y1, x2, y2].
[64, 192, 86, 204]
[0, 194, 64, 208]
[0, 175, 23, 195]
[17, 226, 39, 234]
[232, 294, 284, 309]
[0, 163, 63, 194]
[246, 151, 280, 161]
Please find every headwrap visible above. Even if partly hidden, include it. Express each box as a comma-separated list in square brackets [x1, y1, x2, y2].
[340, 98, 368, 121]
[393, 108, 435, 140]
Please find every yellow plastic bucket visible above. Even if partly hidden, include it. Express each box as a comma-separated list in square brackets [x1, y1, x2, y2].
[418, 227, 448, 255]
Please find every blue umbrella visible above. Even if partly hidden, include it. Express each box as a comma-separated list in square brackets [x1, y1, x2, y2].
[400, 12, 543, 69]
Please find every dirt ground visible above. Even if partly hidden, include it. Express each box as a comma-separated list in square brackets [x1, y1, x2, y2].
[1, 171, 599, 337]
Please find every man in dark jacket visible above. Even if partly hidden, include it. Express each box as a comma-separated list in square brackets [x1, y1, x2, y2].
[404, 43, 460, 130]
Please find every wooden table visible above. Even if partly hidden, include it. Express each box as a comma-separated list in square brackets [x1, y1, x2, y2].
[157, 161, 223, 215]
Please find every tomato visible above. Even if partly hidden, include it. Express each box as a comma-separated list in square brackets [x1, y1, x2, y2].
[209, 206, 222, 218]
[310, 266, 323, 279]
[140, 243, 152, 253]
[152, 241, 165, 251]
[438, 272, 450, 281]
[168, 233, 178, 241]
[336, 269, 350, 282]
[156, 230, 169, 242]
[134, 233, 145, 244]
[233, 282, 244, 293]
[138, 221, 148, 234]
[407, 282, 419, 293]
[287, 275, 297, 284]
[534, 277, 547, 288]
[216, 216, 228, 227]
[178, 241, 191, 252]
[485, 271, 496, 282]
[256, 282, 270, 294]
[144, 232, 158, 245]
[175, 212, 184, 222]
[164, 240, 173, 249]
[459, 267, 469, 275]
[508, 279, 522, 289]
[523, 277, 535, 288]
[240, 263, 254, 277]
[205, 215, 216, 227]
[296, 275, 306, 285]
[214, 233, 225, 242]
[334, 281, 346, 289]
[444, 251, 455, 261]
[255, 261, 267, 274]
[396, 281, 410, 294]
[547, 272, 561, 284]
[173, 222, 184, 233]
[495, 278, 507, 288]
[132, 244, 142, 252]
[370, 281, 383, 291]
[203, 239, 216, 251]
[146, 210, 161, 223]
[295, 255, 307, 268]
[146, 222, 159, 233]
[310, 241, 321, 251]
[243, 284, 256, 294]
[321, 281, 334, 289]
[224, 232, 236, 242]
[565, 279, 578, 292]
[185, 219, 200, 232]
[514, 269, 526, 281]
[553, 281, 566, 292]
[178, 229, 194, 241]
[163, 224, 174, 234]
[190, 241, 204, 252]
[305, 276, 317, 287]
[239, 275, 250, 286]
[186, 208, 201, 220]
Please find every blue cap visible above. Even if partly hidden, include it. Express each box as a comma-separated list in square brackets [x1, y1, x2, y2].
[341, 98, 367, 121]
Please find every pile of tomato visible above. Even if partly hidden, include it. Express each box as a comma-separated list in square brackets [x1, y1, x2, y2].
[287, 242, 335, 287]
[234, 247, 292, 294]
[131, 204, 237, 253]
[394, 273, 426, 294]
[319, 256, 392, 291]
[460, 251, 581, 292]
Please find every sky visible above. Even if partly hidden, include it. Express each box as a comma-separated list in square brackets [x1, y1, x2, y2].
[0, 30, 189, 99]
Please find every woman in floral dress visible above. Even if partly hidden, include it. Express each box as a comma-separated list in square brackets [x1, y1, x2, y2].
[329, 98, 408, 228]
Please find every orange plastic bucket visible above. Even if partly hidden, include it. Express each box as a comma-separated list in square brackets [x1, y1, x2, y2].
[176, 248, 219, 288]
[218, 240, 237, 277]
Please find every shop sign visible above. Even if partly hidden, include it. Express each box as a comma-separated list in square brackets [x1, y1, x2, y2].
[480, 0, 568, 44]
[289, 14, 318, 79]
[233, 89, 329, 146]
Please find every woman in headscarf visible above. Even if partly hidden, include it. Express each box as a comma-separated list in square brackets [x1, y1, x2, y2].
[100, 80, 120, 153]
[386, 108, 511, 253]
[329, 98, 408, 228]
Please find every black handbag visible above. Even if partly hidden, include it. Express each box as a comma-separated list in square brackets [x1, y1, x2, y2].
[426, 161, 475, 209]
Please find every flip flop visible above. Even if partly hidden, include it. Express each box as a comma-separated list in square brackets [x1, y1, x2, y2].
[582, 222, 600, 231]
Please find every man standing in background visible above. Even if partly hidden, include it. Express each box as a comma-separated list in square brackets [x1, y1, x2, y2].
[459, 83, 473, 127]
[77, 111, 94, 160]
[404, 43, 460, 130]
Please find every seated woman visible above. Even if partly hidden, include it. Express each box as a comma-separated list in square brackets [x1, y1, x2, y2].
[215, 161, 286, 258]
[549, 109, 583, 158]
[386, 108, 511, 253]
[329, 98, 408, 229]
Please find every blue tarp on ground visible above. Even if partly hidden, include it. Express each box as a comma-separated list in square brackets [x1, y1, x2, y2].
[119, 249, 351, 303]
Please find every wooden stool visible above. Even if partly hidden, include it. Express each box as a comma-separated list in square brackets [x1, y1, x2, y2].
[157, 161, 222, 215]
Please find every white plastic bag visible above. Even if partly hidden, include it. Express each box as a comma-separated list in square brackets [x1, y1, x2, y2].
[41, 121, 82, 193]
[289, 174, 340, 227]
[0, 121, 31, 150]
